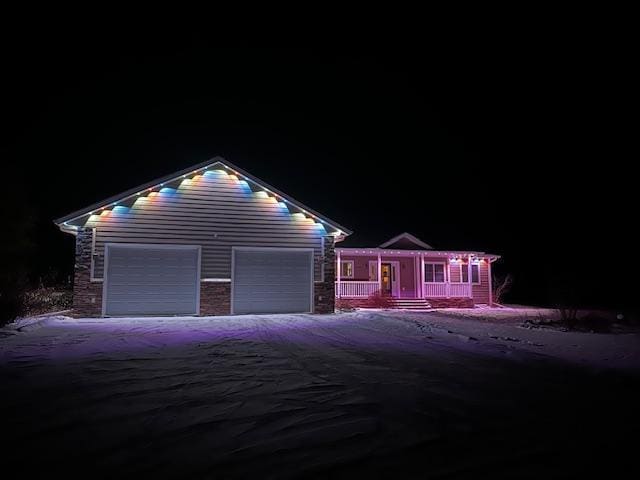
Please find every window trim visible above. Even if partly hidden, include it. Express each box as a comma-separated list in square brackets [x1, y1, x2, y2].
[456, 263, 481, 285]
[424, 261, 446, 283]
[340, 260, 354, 279]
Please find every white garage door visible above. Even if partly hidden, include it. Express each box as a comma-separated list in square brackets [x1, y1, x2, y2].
[232, 248, 313, 314]
[103, 244, 200, 316]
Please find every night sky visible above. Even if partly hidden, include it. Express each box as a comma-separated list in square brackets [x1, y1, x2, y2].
[2, 40, 634, 310]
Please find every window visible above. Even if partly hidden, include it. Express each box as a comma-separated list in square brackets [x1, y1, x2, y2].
[340, 260, 354, 279]
[460, 264, 480, 284]
[368, 261, 378, 281]
[424, 263, 445, 282]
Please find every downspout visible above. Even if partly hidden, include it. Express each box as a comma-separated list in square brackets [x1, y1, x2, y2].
[336, 250, 341, 299]
[488, 258, 493, 306]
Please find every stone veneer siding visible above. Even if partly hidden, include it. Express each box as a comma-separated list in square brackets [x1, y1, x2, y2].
[313, 236, 336, 314]
[72, 227, 103, 317]
[200, 282, 231, 315]
[336, 296, 474, 310]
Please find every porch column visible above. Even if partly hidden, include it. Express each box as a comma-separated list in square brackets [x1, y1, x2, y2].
[336, 250, 341, 298]
[488, 259, 493, 306]
[414, 256, 419, 299]
[468, 255, 473, 298]
[420, 253, 425, 298]
[377, 252, 382, 295]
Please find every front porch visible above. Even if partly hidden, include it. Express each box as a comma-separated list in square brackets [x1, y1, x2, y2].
[335, 246, 497, 307]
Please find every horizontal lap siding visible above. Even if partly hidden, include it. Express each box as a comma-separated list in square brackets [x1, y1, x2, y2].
[83, 172, 326, 280]
[449, 262, 461, 283]
[339, 256, 376, 280]
[473, 262, 490, 304]
[449, 261, 490, 303]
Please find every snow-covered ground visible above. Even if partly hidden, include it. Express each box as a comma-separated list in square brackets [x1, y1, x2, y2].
[1, 312, 639, 478]
[3, 309, 638, 370]
[414, 308, 640, 370]
[434, 305, 561, 322]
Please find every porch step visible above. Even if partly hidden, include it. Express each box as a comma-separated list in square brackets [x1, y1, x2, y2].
[389, 298, 432, 310]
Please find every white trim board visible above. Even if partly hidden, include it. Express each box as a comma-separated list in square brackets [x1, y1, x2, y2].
[381, 260, 401, 297]
[423, 261, 447, 283]
[340, 260, 354, 279]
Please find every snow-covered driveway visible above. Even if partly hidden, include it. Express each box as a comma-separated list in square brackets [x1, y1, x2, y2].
[1, 312, 639, 478]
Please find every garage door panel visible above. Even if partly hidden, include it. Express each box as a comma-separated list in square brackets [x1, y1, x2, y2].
[233, 285, 310, 298]
[104, 245, 199, 316]
[233, 249, 312, 314]
[106, 285, 197, 296]
[106, 301, 197, 316]
[234, 299, 310, 313]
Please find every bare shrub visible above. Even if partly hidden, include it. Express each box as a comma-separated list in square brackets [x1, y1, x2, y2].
[368, 292, 394, 309]
[21, 287, 72, 317]
[558, 307, 579, 329]
[492, 273, 513, 304]
[335, 298, 356, 312]
[521, 312, 555, 329]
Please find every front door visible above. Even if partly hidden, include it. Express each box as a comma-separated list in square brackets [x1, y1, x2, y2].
[381, 262, 399, 296]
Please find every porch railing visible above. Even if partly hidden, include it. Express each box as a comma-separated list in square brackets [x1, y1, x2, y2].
[335, 281, 472, 298]
[335, 281, 380, 298]
[423, 282, 472, 298]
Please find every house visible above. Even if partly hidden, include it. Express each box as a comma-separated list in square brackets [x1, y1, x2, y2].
[55, 157, 499, 317]
[336, 232, 500, 309]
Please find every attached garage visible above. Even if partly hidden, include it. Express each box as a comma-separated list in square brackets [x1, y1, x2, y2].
[56, 157, 350, 317]
[232, 248, 313, 314]
[103, 244, 200, 316]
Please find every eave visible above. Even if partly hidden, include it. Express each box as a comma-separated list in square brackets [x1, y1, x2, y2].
[53, 156, 353, 237]
[336, 247, 501, 261]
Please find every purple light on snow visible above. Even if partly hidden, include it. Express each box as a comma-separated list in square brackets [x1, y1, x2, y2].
[5, 314, 403, 361]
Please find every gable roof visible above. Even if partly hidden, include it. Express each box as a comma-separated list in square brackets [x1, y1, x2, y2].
[54, 156, 353, 236]
[378, 232, 433, 250]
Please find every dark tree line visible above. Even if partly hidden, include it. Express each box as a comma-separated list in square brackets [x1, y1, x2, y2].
[0, 180, 35, 323]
